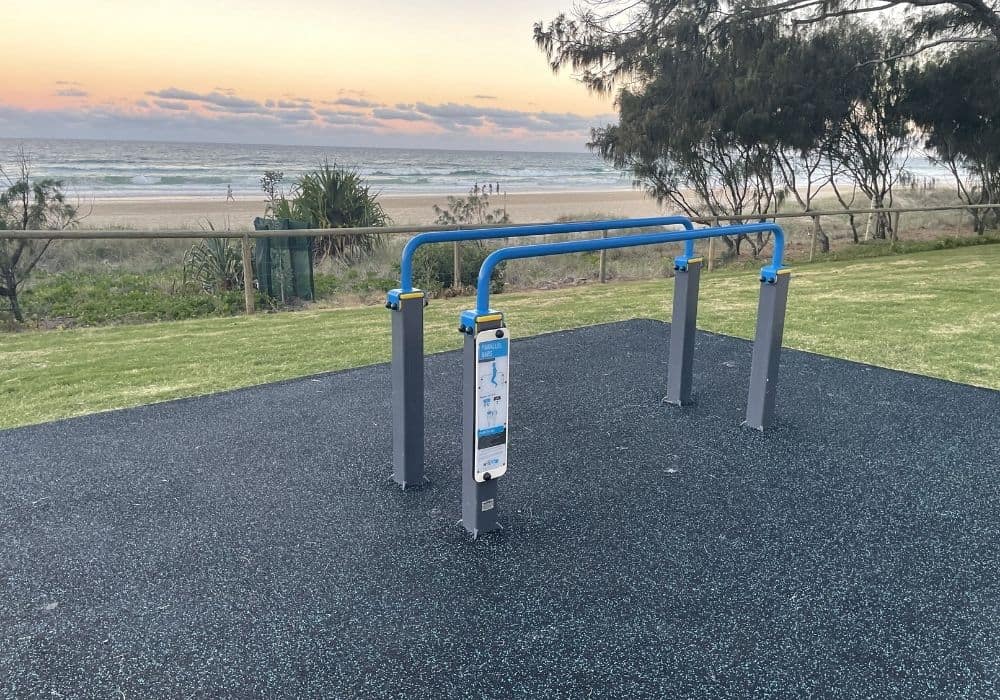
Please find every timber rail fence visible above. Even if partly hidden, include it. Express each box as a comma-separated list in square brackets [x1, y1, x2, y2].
[4, 203, 998, 315]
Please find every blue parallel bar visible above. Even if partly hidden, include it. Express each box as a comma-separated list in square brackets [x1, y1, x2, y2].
[397, 216, 696, 293]
[474, 223, 787, 315]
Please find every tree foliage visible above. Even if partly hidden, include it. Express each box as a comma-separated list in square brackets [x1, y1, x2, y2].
[544, 8, 895, 256]
[903, 44, 1000, 232]
[0, 148, 80, 322]
[534, 1, 998, 252]
[826, 31, 915, 239]
[535, 0, 1000, 85]
[273, 162, 390, 262]
[432, 189, 510, 226]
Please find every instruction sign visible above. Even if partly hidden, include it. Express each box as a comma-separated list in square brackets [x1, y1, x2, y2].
[474, 328, 509, 482]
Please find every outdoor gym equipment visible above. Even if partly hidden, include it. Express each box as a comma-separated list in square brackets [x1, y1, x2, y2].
[457, 222, 789, 537]
[385, 216, 696, 489]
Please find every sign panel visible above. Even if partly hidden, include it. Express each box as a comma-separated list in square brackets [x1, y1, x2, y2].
[474, 329, 509, 482]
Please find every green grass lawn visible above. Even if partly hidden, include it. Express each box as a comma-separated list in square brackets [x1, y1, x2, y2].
[2, 245, 998, 430]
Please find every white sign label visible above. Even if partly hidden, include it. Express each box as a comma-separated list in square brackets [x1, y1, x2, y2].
[474, 328, 509, 483]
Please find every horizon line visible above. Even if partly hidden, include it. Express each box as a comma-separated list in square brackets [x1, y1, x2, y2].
[0, 134, 595, 157]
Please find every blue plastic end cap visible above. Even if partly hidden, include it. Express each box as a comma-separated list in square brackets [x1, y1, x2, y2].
[459, 309, 478, 329]
[459, 308, 502, 332]
[387, 288, 424, 306]
[760, 264, 785, 283]
[673, 255, 691, 272]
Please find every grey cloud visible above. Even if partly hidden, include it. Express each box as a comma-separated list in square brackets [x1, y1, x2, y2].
[411, 101, 611, 134]
[275, 109, 315, 123]
[373, 108, 429, 122]
[473, 94, 498, 100]
[154, 100, 190, 111]
[146, 87, 261, 112]
[317, 109, 364, 124]
[0, 94, 604, 151]
[269, 98, 312, 109]
[316, 110, 380, 131]
[147, 87, 204, 101]
[55, 88, 89, 98]
[201, 93, 261, 111]
[203, 102, 266, 115]
[333, 97, 381, 108]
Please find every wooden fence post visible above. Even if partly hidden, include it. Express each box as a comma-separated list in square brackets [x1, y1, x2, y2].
[809, 214, 819, 262]
[707, 216, 720, 272]
[864, 197, 876, 240]
[891, 210, 901, 244]
[452, 241, 461, 289]
[598, 229, 608, 282]
[241, 233, 255, 315]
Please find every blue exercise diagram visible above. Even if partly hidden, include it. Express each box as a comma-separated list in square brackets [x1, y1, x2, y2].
[474, 330, 509, 482]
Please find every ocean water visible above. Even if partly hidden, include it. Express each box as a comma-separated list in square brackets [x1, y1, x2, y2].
[0, 138, 631, 199]
[0, 137, 949, 200]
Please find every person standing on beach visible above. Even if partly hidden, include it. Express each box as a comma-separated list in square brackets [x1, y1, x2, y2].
[226, 184, 235, 202]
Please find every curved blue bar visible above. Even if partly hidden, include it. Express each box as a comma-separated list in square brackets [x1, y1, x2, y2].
[398, 215, 695, 292]
[475, 222, 786, 315]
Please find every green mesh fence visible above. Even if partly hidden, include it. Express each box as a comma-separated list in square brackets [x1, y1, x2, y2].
[252, 217, 315, 302]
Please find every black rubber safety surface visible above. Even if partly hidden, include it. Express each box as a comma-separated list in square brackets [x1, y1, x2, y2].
[2, 319, 999, 698]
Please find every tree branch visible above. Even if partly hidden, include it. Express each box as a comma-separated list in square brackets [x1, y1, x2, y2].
[20, 239, 53, 282]
[857, 37, 993, 66]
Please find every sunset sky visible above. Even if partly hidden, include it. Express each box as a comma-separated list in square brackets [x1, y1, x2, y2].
[2, 0, 616, 151]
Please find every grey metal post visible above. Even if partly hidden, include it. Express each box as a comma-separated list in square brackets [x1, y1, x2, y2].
[390, 291, 425, 488]
[745, 270, 791, 431]
[665, 258, 702, 406]
[461, 315, 503, 537]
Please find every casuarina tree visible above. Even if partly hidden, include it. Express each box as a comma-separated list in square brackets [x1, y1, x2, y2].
[903, 44, 1000, 233]
[0, 148, 81, 322]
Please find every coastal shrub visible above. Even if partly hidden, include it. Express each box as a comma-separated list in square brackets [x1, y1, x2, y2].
[433, 190, 510, 226]
[313, 273, 340, 299]
[273, 162, 390, 262]
[20, 271, 254, 326]
[313, 271, 397, 300]
[408, 243, 504, 294]
[340, 268, 396, 294]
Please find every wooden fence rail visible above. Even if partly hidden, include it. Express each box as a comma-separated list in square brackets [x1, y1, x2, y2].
[3, 203, 997, 315]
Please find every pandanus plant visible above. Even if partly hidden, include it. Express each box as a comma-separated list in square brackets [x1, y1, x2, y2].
[276, 161, 390, 262]
[183, 225, 244, 293]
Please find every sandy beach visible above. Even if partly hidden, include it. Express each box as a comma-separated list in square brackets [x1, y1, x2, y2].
[80, 190, 668, 231]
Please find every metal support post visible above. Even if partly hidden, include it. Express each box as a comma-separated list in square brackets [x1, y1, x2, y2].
[387, 289, 426, 488]
[744, 270, 791, 431]
[458, 311, 506, 538]
[665, 257, 702, 406]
